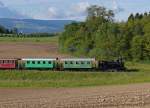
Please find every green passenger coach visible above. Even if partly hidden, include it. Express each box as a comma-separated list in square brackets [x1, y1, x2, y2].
[60, 58, 96, 69]
[22, 58, 56, 69]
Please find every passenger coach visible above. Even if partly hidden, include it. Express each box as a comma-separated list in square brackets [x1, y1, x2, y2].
[60, 58, 96, 70]
[21, 58, 57, 69]
[0, 59, 18, 69]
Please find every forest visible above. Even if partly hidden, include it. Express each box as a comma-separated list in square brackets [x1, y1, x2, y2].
[59, 5, 150, 61]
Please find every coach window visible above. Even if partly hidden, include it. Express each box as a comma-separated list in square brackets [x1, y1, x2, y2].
[43, 61, 46, 64]
[38, 61, 40, 64]
[27, 61, 30, 64]
[6, 60, 8, 63]
[87, 61, 90, 64]
[76, 61, 79, 64]
[48, 61, 51, 64]
[32, 61, 35, 64]
[81, 61, 84, 64]
[65, 61, 68, 64]
[4, 60, 7, 64]
[11, 60, 14, 64]
[70, 61, 73, 64]
[10, 60, 13, 63]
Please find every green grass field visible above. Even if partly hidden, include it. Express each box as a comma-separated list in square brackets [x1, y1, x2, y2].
[0, 36, 58, 43]
[0, 62, 149, 88]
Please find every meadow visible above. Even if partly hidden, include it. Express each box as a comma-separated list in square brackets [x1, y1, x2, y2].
[0, 62, 149, 88]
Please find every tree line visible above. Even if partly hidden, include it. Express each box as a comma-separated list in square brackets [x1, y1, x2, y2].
[0, 25, 18, 34]
[59, 5, 150, 61]
[0, 25, 57, 37]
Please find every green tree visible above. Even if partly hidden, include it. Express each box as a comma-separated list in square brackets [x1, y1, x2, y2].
[131, 35, 144, 61]
[87, 5, 114, 21]
[143, 34, 150, 60]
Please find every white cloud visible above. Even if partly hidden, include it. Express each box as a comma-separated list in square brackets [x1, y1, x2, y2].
[112, 0, 124, 13]
[48, 7, 58, 18]
[32, 7, 58, 20]
[72, 2, 90, 14]
[28, 1, 91, 20]
[64, 2, 90, 20]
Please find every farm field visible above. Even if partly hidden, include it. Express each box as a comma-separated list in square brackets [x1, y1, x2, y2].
[0, 36, 69, 58]
[0, 82, 150, 107]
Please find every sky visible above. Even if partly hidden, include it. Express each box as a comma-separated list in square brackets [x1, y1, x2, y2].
[0, 0, 150, 21]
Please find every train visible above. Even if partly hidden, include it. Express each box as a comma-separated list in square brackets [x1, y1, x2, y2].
[0, 58, 126, 71]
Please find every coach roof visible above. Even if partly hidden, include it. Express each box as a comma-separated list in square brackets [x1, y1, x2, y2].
[0, 59, 19, 60]
[22, 58, 57, 61]
[60, 58, 95, 61]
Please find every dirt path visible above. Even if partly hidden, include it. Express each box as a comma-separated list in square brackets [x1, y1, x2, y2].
[0, 83, 150, 108]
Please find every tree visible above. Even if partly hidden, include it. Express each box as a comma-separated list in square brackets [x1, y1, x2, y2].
[131, 35, 144, 61]
[143, 34, 150, 60]
[135, 13, 140, 19]
[59, 22, 81, 52]
[11, 27, 18, 34]
[128, 13, 134, 21]
[87, 5, 114, 21]
[0, 25, 7, 33]
[144, 12, 148, 17]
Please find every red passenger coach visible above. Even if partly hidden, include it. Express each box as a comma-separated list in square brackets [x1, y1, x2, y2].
[0, 59, 18, 69]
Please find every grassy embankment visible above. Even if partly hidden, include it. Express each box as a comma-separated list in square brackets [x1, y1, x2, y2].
[0, 62, 149, 88]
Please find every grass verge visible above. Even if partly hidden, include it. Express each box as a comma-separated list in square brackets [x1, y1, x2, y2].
[0, 62, 149, 88]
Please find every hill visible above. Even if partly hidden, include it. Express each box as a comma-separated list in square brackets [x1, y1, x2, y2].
[0, 18, 73, 33]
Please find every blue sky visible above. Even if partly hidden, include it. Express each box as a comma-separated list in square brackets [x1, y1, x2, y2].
[0, 0, 150, 21]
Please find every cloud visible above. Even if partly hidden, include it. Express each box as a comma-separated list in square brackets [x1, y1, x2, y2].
[33, 2, 91, 20]
[0, 0, 91, 20]
[33, 6, 65, 20]
[112, 0, 124, 13]
[72, 2, 90, 13]
[64, 2, 90, 20]
[48, 7, 58, 18]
